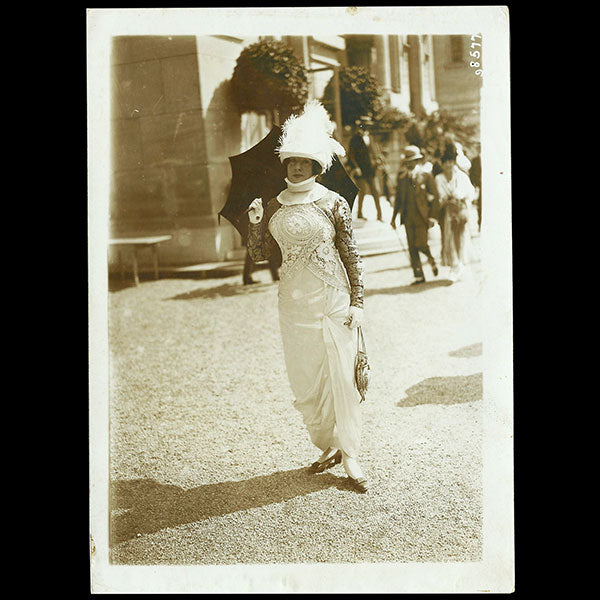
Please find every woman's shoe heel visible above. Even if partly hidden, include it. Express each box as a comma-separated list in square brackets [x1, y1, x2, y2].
[309, 449, 342, 473]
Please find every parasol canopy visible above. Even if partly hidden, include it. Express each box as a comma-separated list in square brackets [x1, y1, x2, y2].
[219, 125, 358, 240]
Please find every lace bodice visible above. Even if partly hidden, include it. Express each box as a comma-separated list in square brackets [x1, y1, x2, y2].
[247, 191, 364, 308]
[269, 201, 350, 294]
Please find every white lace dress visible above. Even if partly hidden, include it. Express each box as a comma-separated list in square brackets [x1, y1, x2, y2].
[247, 181, 364, 458]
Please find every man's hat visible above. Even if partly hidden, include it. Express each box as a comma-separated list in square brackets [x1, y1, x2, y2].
[402, 145, 424, 162]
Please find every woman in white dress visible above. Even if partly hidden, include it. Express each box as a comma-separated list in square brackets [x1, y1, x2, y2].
[435, 152, 476, 282]
[246, 101, 368, 493]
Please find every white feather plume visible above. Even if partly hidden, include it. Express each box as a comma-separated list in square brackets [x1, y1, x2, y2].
[277, 100, 345, 172]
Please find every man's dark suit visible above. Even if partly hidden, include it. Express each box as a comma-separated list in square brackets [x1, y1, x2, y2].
[348, 132, 383, 219]
[395, 170, 441, 280]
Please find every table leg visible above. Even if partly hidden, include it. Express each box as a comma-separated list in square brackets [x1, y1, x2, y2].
[132, 249, 139, 286]
[152, 245, 159, 280]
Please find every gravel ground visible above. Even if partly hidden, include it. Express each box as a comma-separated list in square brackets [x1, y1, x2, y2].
[107, 234, 483, 565]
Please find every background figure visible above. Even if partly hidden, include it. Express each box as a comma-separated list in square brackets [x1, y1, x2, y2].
[454, 141, 472, 174]
[428, 135, 452, 178]
[435, 152, 476, 283]
[347, 117, 386, 221]
[242, 247, 281, 285]
[433, 141, 460, 260]
[395, 145, 440, 285]
[390, 161, 408, 229]
[469, 150, 482, 231]
[379, 148, 392, 206]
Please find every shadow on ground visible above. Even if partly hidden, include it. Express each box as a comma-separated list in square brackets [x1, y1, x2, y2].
[449, 343, 483, 358]
[365, 264, 413, 275]
[366, 279, 453, 297]
[110, 468, 349, 546]
[397, 373, 483, 407]
[166, 282, 275, 301]
[108, 278, 146, 292]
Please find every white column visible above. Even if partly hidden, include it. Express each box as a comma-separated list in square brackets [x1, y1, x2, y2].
[375, 35, 392, 94]
[302, 36, 316, 99]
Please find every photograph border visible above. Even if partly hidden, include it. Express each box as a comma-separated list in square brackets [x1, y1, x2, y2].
[88, 6, 513, 594]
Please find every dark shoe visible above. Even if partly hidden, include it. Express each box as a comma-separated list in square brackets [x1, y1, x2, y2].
[428, 256, 438, 276]
[243, 278, 258, 285]
[349, 476, 368, 493]
[308, 449, 342, 473]
[410, 277, 425, 285]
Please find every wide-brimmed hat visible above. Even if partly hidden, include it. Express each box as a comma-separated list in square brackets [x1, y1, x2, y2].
[277, 100, 346, 173]
[402, 145, 424, 162]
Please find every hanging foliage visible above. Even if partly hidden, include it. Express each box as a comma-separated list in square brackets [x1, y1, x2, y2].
[231, 40, 309, 115]
[321, 66, 384, 127]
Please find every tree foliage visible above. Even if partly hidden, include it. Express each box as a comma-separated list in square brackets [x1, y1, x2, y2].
[231, 40, 309, 114]
[321, 66, 384, 127]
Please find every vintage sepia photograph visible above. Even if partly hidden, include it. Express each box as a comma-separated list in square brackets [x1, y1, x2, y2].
[88, 6, 512, 594]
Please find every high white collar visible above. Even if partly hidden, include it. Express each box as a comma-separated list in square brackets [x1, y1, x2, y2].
[277, 176, 329, 206]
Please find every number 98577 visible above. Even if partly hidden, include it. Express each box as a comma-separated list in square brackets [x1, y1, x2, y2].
[470, 34, 483, 76]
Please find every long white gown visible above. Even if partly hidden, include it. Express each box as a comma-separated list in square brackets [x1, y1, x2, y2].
[435, 167, 476, 268]
[247, 180, 364, 459]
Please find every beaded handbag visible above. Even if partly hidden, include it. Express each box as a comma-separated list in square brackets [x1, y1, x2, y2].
[354, 326, 370, 403]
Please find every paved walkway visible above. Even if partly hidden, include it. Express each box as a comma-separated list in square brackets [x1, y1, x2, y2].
[107, 226, 483, 565]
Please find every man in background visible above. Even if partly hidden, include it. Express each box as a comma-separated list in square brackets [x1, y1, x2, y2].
[347, 117, 387, 221]
[394, 145, 440, 285]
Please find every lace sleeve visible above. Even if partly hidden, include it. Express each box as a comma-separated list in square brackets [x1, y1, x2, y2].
[332, 195, 364, 308]
[246, 199, 279, 262]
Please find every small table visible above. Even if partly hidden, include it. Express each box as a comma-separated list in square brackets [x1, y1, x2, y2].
[110, 235, 172, 286]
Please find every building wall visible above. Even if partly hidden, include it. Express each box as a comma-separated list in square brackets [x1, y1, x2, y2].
[110, 34, 352, 268]
[195, 35, 259, 259]
[385, 35, 412, 114]
[109, 33, 455, 268]
[432, 35, 482, 134]
[110, 35, 262, 267]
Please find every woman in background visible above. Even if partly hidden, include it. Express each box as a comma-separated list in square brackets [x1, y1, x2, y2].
[435, 149, 476, 282]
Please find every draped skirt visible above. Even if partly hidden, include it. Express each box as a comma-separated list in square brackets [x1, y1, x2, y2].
[441, 210, 471, 268]
[278, 267, 362, 458]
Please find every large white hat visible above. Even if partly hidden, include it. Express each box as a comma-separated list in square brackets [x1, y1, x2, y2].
[277, 100, 346, 172]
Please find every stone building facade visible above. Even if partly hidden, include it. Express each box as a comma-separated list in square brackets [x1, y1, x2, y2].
[109, 34, 446, 269]
[432, 35, 482, 135]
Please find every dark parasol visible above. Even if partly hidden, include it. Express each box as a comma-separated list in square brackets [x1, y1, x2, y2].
[219, 125, 358, 241]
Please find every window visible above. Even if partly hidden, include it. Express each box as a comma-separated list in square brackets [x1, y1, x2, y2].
[450, 35, 464, 63]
